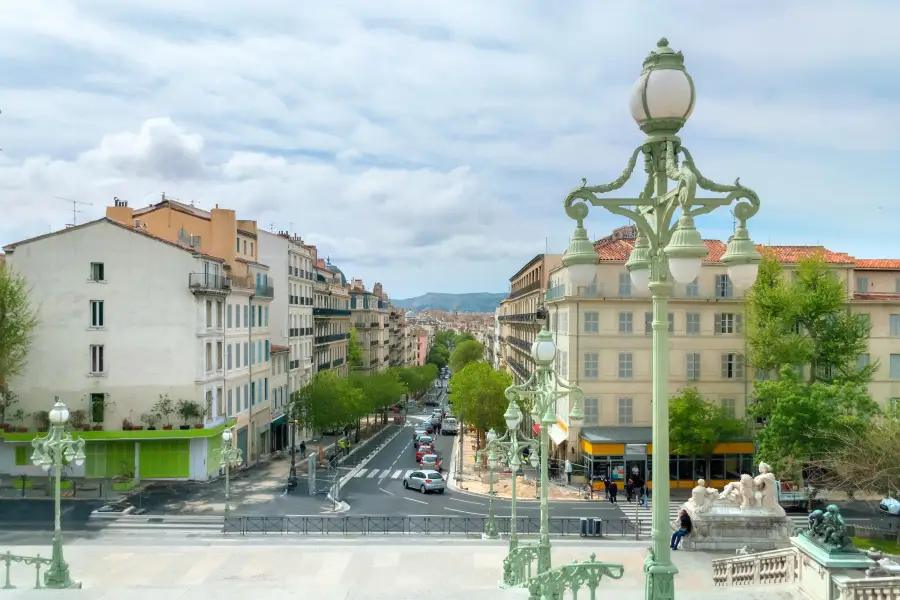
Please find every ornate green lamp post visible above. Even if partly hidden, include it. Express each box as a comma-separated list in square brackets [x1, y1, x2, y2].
[219, 427, 243, 516]
[30, 398, 86, 589]
[504, 330, 584, 574]
[561, 38, 762, 600]
[481, 429, 501, 540]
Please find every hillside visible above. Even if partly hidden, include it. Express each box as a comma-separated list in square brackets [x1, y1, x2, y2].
[391, 292, 506, 313]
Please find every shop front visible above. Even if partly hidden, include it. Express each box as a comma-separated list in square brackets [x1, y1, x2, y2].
[579, 426, 755, 490]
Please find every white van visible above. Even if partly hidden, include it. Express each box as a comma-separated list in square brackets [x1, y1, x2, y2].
[441, 417, 459, 435]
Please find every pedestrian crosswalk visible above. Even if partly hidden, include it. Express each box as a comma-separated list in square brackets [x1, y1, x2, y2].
[88, 514, 224, 536]
[352, 468, 416, 480]
[620, 501, 812, 536]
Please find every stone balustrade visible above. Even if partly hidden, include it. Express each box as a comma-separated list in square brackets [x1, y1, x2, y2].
[711, 547, 800, 587]
[833, 574, 900, 600]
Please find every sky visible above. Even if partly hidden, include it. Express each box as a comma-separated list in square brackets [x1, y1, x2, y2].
[1, 1, 897, 299]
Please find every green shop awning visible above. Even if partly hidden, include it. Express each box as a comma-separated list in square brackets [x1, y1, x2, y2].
[271, 414, 286, 427]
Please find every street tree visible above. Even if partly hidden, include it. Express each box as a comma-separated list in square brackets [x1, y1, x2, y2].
[745, 253, 878, 475]
[449, 339, 484, 373]
[348, 328, 364, 369]
[426, 344, 450, 370]
[292, 371, 361, 435]
[449, 362, 512, 447]
[669, 387, 745, 458]
[0, 263, 39, 424]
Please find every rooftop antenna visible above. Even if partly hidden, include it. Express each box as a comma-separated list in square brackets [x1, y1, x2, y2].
[56, 196, 93, 227]
[267, 221, 275, 232]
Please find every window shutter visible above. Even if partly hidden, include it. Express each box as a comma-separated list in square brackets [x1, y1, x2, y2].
[725, 276, 733, 298]
[714, 313, 722, 335]
[735, 313, 743, 333]
[720, 353, 729, 378]
[736, 354, 745, 379]
[645, 312, 652, 335]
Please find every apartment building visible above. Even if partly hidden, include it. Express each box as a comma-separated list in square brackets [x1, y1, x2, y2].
[413, 328, 432, 366]
[387, 309, 416, 367]
[0, 218, 246, 481]
[258, 230, 314, 401]
[269, 345, 290, 450]
[497, 254, 562, 383]
[349, 280, 391, 373]
[312, 256, 350, 377]
[545, 224, 900, 488]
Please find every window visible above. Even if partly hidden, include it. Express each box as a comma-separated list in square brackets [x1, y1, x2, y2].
[90, 262, 105, 282]
[251, 305, 256, 327]
[721, 398, 735, 418]
[216, 342, 223, 370]
[227, 344, 233, 370]
[236, 238, 240, 252]
[856, 354, 869, 371]
[890, 354, 900, 379]
[244, 305, 249, 327]
[251, 242, 254, 255]
[251, 381, 256, 406]
[216, 302, 223, 328]
[715, 274, 733, 298]
[716, 313, 742, 334]
[206, 343, 213, 372]
[90, 393, 106, 423]
[206, 300, 213, 327]
[618, 272, 631, 297]
[686, 352, 700, 381]
[243, 342, 249, 367]
[258, 340, 263, 364]
[583, 398, 599, 425]
[90, 345, 104, 374]
[90, 300, 104, 327]
[686, 312, 700, 335]
[618, 311, 633, 334]
[617, 398, 633, 425]
[721, 353, 744, 380]
[856, 276, 869, 293]
[264, 377, 269, 400]
[584, 312, 599, 333]
[265, 307, 269, 327]
[685, 277, 699, 298]
[236, 386, 242, 412]
[896, 278, 900, 294]
[227, 389, 233, 416]
[265, 340, 270, 361]
[243, 240, 247, 254]
[583, 352, 599, 378]
[227, 304, 233, 329]
[668, 313, 675, 333]
[644, 312, 675, 334]
[891, 315, 900, 337]
[618, 352, 633, 379]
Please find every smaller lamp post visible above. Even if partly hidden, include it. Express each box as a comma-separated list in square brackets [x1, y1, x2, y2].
[219, 428, 243, 516]
[482, 428, 501, 540]
[30, 398, 86, 589]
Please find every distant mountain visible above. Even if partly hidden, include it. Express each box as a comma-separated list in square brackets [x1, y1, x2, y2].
[391, 292, 507, 313]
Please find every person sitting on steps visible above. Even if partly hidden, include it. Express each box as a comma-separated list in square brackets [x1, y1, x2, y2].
[670, 509, 692, 550]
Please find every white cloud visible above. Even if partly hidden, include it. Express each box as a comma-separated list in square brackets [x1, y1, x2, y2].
[0, 0, 898, 297]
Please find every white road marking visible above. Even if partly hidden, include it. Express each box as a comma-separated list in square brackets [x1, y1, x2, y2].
[449, 497, 483, 506]
[404, 470, 414, 478]
[391, 470, 402, 479]
[379, 488, 395, 496]
[354, 468, 368, 478]
[366, 469, 379, 478]
[445, 507, 485, 516]
[404, 496, 428, 505]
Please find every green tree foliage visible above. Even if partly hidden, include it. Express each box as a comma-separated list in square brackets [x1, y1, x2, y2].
[449, 362, 512, 446]
[456, 332, 476, 343]
[750, 367, 878, 474]
[391, 365, 437, 399]
[449, 339, 484, 373]
[348, 328, 363, 368]
[745, 253, 879, 474]
[350, 370, 406, 421]
[669, 387, 746, 457]
[426, 344, 450, 370]
[291, 371, 364, 433]
[0, 263, 39, 422]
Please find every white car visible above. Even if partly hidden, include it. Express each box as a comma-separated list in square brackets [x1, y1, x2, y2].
[441, 417, 459, 435]
[878, 497, 900, 516]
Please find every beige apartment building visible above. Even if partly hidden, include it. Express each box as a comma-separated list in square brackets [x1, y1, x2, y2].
[497, 254, 561, 383]
[388, 309, 416, 367]
[541, 224, 900, 487]
[349, 280, 390, 373]
[311, 256, 350, 377]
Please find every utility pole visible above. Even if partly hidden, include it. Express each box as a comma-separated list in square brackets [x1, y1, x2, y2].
[56, 197, 93, 227]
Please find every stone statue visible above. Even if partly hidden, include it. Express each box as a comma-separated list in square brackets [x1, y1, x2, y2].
[802, 504, 853, 551]
[807, 509, 825, 535]
[752, 462, 779, 510]
[687, 479, 718, 513]
[719, 474, 756, 508]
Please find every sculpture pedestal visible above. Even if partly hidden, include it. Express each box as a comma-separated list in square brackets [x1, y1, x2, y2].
[677, 502, 791, 551]
[790, 535, 873, 600]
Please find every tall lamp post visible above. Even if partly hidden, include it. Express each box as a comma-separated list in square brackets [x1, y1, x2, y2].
[30, 399, 86, 589]
[220, 427, 243, 516]
[560, 38, 762, 600]
[503, 329, 585, 575]
[481, 429, 501, 540]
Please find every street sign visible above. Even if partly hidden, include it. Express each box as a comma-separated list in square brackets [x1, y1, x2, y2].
[624, 444, 647, 456]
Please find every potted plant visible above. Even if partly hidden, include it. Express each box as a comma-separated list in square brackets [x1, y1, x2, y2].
[68, 409, 88, 431]
[0, 390, 19, 433]
[153, 394, 175, 430]
[121, 418, 134, 431]
[34, 410, 50, 432]
[90, 394, 114, 431]
[176, 400, 200, 430]
[112, 462, 135, 491]
[11, 409, 29, 432]
[140, 412, 159, 430]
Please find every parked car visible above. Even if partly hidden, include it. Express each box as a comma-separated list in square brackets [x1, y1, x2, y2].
[441, 417, 459, 435]
[415, 435, 434, 449]
[403, 469, 445, 494]
[420, 453, 443, 471]
[415, 444, 435, 462]
[879, 498, 900, 516]
[413, 427, 428, 440]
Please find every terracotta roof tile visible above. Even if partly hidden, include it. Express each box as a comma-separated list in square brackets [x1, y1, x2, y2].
[593, 239, 858, 265]
[271, 344, 290, 353]
[855, 259, 900, 269]
[853, 293, 900, 301]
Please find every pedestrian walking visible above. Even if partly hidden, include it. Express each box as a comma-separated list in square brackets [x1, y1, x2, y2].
[564, 459, 573, 484]
[625, 478, 634, 503]
[671, 509, 692, 550]
[608, 480, 618, 504]
[299, 441, 307, 459]
[603, 475, 611, 501]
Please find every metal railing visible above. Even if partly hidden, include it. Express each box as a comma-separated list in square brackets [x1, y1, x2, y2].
[1, 551, 52, 589]
[255, 285, 275, 298]
[315, 333, 349, 344]
[188, 273, 231, 292]
[508, 280, 541, 300]
[222, 515, 645, 536]
[313, 308, 351, 317]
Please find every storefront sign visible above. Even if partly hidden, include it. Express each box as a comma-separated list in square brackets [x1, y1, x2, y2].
[624, 444, 647, 456]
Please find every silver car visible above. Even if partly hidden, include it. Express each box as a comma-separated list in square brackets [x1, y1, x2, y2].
[403, 469, 445, 494]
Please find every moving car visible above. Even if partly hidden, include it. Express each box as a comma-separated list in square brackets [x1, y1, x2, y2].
[441, 417, 459, 435]
[413, 426, 428, 440]
[404, 469, 445, 494]
[415, 435, 434, 449]
[415, 444, 435, 462]
[420, 453, 443, 472]
[879, 497, 900, 516]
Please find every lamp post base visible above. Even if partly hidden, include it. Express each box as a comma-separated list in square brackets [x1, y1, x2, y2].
[643, 551, 678, 600]
[482, 526, 500, 540]
[44, 539, 80, 589]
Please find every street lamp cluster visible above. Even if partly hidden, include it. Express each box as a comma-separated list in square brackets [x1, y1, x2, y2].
[500, 38, 762, 600]
[219, 427, 243, 516]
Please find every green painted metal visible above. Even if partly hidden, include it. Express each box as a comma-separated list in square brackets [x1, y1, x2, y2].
[1, 420, 236, 442]
[561, 38, 762, 600]
[206, 433, 223, 475]
[1, 551, 52, 589]
[138, 440, 190, 478]
[84, 441, 135, 478]
[500, 543, 540, 588]
[633, 38, 695, 138]
[526, 553, 625, 600]
[218, 431, 243, 516]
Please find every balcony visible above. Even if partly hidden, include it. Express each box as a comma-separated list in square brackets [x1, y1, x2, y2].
[313, 308, 351, 317]
[498, 312, 540, 324]
[369, 340, 378, 347]
[508, 336, 531, 353]
[189, 273, 231, 295]
[315, 333, 349, 345]
[255, 285, 274, 299]
[544, 282, 744, 302]
[370, 321, 379, 327]
[332, 357, 344, 367]
[508, 280, 541, 300]
[507, 358, 528, 379]
[317, 360, 332, 371]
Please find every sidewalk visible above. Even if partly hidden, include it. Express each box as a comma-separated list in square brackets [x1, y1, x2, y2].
[452, 431, 583, 501]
